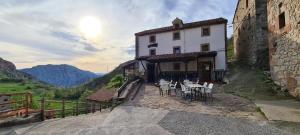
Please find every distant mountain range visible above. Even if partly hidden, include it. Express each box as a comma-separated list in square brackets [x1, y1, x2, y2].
[22, 64, 99, 88]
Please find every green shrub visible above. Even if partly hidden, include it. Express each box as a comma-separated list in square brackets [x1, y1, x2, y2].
[79, 90, 93, 101]
[106, 74, 124, 89]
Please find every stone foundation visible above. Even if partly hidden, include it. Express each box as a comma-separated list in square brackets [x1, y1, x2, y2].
[267, 0, 300, 97]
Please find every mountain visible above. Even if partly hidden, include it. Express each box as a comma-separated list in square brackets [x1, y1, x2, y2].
[22, 64, 98, 88]
[0, 57, 30, 80]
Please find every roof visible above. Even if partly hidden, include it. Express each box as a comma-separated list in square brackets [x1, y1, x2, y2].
[135, 18, 228, 36]
[86, 89, 115, 102]
[136, 51, 217, 62]
[233, 0, 241, 23]
[120, 60, 138, 68]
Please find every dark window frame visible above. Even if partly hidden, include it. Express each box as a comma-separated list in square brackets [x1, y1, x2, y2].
[173, 63, 181, 70]
[149, 35, 156, 43]
[279, 12, 286, 29]
[173, 32, 180, 40]
[149, 49, 156, 56]
[173, 46, 181, 54]
[201, 43, 210, 52]
[201, 27, 210, 36]
[174, 23, 180, 29]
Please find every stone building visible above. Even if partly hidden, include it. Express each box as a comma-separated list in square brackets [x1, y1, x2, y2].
[233, 0, 269, 68]
[267, 0, 300, 97]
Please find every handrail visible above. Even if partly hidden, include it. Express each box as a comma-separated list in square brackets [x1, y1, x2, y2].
[117, 79, 130, 97]
[0, 92, 32, 117]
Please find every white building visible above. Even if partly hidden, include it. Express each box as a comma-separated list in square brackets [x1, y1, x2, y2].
[134, 18, 228, 82]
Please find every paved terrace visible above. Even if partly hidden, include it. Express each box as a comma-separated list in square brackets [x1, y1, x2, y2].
[0, 83, 294, 135]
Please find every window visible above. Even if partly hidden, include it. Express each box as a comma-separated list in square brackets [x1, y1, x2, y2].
[248, 14, 250, 22]
[149, 49, 156, 56]
[201, 44, 210, 51]
[173, 46, 181, 54]
[278, 3, 286, 29]
[279, 12, 286, 29]
[246, 0, 248, 8]
[174, 23, 180, 28]
[149, 35, 156, 43]
[173, 32, 180, 40]
[202, 27, 210, 36]
[173, 63, 180, 70]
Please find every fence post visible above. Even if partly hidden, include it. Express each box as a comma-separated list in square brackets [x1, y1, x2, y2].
[92, 102, 95, 113]
[25, 92, 29, 117]
[62, 99, 65, 118]
[76, 101, 79, 116]
[41, 97, 45, 121]
[99, 102, 101, 112]
[85, 102, 89, 114]
[29, 93, 33, 108]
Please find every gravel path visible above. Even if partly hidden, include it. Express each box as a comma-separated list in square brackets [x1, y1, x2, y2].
[159, 110, 293, 135]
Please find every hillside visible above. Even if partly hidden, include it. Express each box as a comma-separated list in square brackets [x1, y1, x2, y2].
[80, 60, 133, 91]
[0, 58, 30, 80]
[22, 64, 98, 88]
[0, 58, 57, 103]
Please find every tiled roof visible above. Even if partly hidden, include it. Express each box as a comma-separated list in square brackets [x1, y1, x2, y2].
[136, 51, 217, 62]
[135, 18, 227, 36]
[86, 89, 115, 102]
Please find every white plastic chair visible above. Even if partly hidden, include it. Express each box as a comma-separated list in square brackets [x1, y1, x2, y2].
[169, 82, 177, 95]
[181, 84, 191, 100]
[160, 83, 169, 96]
[205, 83, 214, 102]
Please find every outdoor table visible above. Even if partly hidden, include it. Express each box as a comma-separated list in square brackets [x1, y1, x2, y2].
[186, 84, 204, 101]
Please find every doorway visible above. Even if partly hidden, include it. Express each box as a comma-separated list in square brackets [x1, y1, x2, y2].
[147, 63, 155, 83]
[198, 61, 212, 82]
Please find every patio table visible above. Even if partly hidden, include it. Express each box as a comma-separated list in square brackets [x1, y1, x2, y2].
[186, 84, 204, 101]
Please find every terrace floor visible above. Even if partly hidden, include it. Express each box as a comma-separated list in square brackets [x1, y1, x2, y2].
[124, 83, 265, 121]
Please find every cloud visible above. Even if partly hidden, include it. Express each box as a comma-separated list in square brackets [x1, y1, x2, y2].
[0, 0, 237, 72]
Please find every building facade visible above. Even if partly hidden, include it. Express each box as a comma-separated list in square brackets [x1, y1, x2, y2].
[135, 18, 228, 82]
[233, 0, 269, 68]
[267, 0, 300, 97]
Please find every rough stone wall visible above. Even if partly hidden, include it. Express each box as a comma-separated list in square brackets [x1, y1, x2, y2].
[233, 0, 268, 68]
[267, 0, 300, 98]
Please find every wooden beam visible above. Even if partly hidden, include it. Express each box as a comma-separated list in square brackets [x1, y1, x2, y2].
[197, 58, 199, 80]
[158, 62, 161, 78]
[139, 60, 146, 71]
[185, 62, 188, 79]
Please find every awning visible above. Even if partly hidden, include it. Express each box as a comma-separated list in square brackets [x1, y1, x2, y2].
[136, 51, 217, 62]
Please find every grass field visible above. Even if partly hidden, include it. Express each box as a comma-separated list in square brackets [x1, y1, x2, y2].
[0, 81, 79, 113]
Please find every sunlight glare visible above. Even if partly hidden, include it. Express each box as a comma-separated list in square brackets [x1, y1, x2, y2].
[79, 16, 101, 38]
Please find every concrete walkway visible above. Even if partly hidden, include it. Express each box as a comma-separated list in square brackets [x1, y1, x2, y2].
[255, 100, 300, 122]
[1, 106, 293, 135]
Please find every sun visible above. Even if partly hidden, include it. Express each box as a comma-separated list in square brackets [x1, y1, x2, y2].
[79, 16, 102, 38]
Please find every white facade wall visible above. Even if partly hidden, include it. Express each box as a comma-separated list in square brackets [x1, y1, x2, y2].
[137, 24, 226, 72]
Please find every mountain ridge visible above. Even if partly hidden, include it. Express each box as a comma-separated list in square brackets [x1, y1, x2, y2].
[22, 64, 98, 88]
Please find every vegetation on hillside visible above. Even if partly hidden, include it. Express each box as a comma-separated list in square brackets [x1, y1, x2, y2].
[81, 63, 123, 90]
[227, 36, 234, 61]
[106, 74, 124, 89]
[224, 62, 292, 101]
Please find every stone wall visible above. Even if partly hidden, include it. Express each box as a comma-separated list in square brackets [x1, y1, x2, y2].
[267, 0, 300, 97]
[233, 0, 269, 68]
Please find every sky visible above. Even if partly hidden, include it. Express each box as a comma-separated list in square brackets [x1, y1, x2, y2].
[0, 0, 237, 73]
